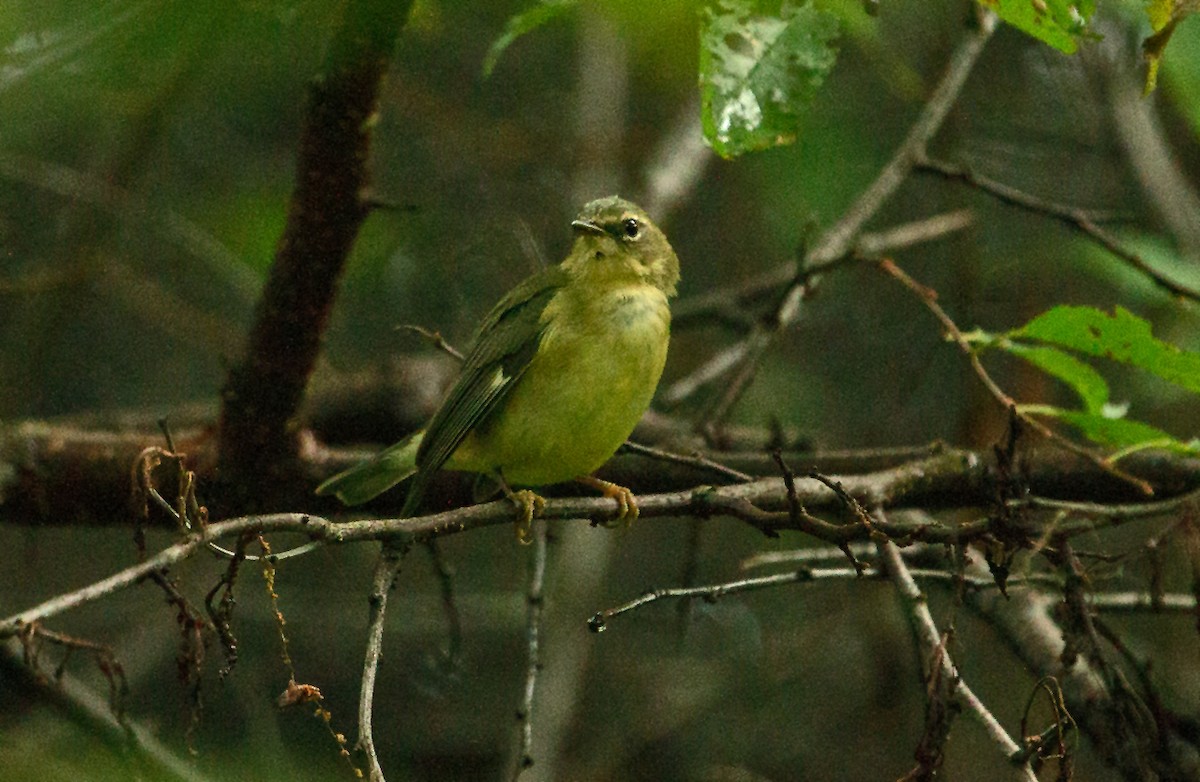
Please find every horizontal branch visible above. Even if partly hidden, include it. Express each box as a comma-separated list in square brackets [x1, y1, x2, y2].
[6, 445, 1199, 639]
[1086, 591, 1198, 613]
[7, 404, 1200, 530]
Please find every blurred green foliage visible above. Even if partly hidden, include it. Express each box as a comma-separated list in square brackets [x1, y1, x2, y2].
[1, 1, 1199, 781]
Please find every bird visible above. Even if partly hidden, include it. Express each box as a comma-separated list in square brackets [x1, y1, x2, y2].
[316, 196, 680, 542]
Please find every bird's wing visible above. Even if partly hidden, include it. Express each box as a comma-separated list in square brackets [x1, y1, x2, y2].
[413, 265, 569, 479]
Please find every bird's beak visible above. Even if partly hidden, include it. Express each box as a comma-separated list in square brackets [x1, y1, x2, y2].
[571, 219, 605, 236]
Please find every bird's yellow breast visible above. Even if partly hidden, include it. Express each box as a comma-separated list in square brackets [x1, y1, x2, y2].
[447, 282, 670, 485]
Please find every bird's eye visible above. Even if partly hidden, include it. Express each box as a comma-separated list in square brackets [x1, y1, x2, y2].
[622, 218, 640, 239]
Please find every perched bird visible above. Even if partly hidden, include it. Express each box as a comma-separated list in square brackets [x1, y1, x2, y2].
[317, 196, 680, 541]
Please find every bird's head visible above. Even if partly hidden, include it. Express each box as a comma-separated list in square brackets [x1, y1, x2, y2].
[565, 196, 680, 297]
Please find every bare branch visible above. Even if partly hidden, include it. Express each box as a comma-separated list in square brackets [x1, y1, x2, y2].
[970, 560, 1200, 778]
[803, 9, 997, 269]
[879, 538, 1038, 781]
[357, 545, 406, 782]
[1105, 45, 1200, 260]
[740, 542, 879, 570]
[660, 341, 750, 407]
[853, 209, 975, 256]
[7, 446, 1200, 639]
[588, 569, 822, 632]
[424, 539, 463, 673]
[670, 211, 977, 334]
[877, 256, 1155, 495]
[676, 9, 999, 421]
[916, 155, 1200, 303]
[511, 520, 548, 779]
[395, 324, 465, 362]
[588, 561, 1061, 633]
[1020, 490, 1200, 520]
[1086, 591, 1198, 612]
[618, 440, 754, 483]
[217, 0, 415, 510]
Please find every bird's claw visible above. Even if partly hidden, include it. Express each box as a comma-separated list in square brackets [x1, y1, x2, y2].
[577, 476, 638, 528]
[510, 489, 546, 545]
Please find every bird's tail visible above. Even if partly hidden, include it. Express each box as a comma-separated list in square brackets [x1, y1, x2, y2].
[315, 431, 424, 506]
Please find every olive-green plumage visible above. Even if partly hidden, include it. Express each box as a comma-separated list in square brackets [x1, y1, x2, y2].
[316, 196, 680, 521]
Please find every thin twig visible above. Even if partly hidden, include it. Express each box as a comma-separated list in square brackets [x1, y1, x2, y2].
[740, 542, 878, 570]
[878, 537, 1038, 781]
[673, 517, 707, 644]
[424, 539, 463, 672]
[1086, 591, 1198, 612]
[512, 520, 548, 779]
[877, 256, 1154, 496]
[619, 440, 754, 483]
[697, 334, 771, 435]
[588, 564, 1063, 632]
[967, 556, 1200, 776]
[679, 9, 998, 422]
[1017, 489, 1200, 519]
[1105, 46, 1200, 259]
[588, 569, 818, 632]
[804, 9, 997, 268]
[397, 324, 465, 362]
[670, 210, 977, 333]
[0, 151, 259, 302]
[853, 209, 975, 256]
[916, 156, 1200, 303]
[660, 341, 750, 407]
[1011, 713, 1076, 766]
[357, 545, 406, 782]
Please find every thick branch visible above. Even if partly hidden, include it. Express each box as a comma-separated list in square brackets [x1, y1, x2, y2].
[6, 411, 1200, 529]
[7, 448, 1200, 638]
[216, 0, 414, 511]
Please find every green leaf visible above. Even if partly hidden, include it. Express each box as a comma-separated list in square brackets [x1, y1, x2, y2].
[699, 0, 839, 159]
[483, 0, 578, 78]
[1005, 343, 1110, 413]
[976, 0, 1095, 54]
[1011, 305, 1200, 395]
[1024, 405, 1200, 453]
[1142, 0, 1200, 94]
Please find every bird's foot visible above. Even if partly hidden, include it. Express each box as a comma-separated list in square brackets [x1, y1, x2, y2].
[507, 489, 546, 545]
[576, 476, 638, 528]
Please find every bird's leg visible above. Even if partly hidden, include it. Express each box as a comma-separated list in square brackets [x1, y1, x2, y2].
[495, 470, 545, 545]
[575, 475, 638, 527]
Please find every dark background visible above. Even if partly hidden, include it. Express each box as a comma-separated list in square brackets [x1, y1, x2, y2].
[1, 1, 1198, 780]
